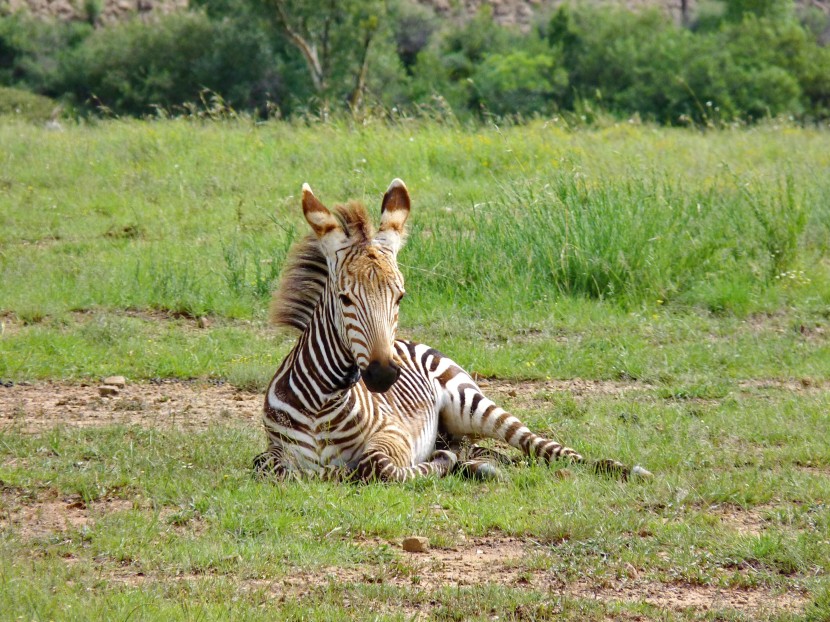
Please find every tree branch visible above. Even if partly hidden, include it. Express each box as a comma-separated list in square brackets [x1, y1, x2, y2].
[273, 0, 326, 92]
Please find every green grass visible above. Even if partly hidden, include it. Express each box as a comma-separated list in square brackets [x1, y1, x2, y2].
[2, 389, 829, 620]
[1, 117, 830, 619]
[1, 118, 829, 383]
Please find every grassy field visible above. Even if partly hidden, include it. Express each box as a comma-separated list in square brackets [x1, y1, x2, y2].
[1, 118, 829, 620]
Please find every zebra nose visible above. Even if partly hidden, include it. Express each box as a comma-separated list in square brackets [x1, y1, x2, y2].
[361, 360, 401, 393]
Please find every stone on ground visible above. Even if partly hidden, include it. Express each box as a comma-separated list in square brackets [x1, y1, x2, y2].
[402, 536, 429, 553]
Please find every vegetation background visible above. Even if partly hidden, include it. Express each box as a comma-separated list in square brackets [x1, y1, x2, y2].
[2, 0, 830, 124]
[1, 0, 830, 620]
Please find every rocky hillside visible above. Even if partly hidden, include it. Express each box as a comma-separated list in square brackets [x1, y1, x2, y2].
[418, 0, 695, 27]
[0, 0, 696, 26]
[3, 0, 827, 29]
[2, 0, 186, 24]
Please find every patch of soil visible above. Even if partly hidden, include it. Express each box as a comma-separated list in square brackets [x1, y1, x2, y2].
[244, 537, 806, 616]
[568, 579, 804, 614]
[0, 488, 133, 540]
[0, 379, 641, 434]
[0, 381, 261, 433]
[709, 503, 773, 537]
[1, 378, 826, 434]
[41, 530, 806, 616]
[796, 464, 830, 477]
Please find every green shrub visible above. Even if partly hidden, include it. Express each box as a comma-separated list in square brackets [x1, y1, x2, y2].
[3, 2, 829, 123]
[472, 50, 567, 117]
[717, 15, 830, 120]
[407, 6, 516, 116]
[0, 86, 60, 122]
[0, 14, 91, 92]
[545, 5, 830, 124]
[54, 12, 280, 116]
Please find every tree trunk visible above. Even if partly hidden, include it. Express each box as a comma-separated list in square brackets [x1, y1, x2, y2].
[273, 0, 327, 93]
[349, 29, 374, 116]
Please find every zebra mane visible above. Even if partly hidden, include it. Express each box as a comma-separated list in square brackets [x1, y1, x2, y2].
[269, 201, 375, 332]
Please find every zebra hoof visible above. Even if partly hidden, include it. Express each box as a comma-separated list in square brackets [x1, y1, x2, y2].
[432, 449, 458, 467]
[455, 460, 503, 481]
[471, 462, 502, 481]
[631, 465, 654, 479]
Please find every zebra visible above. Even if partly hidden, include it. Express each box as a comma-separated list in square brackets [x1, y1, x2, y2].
[254, 179, 652, 482]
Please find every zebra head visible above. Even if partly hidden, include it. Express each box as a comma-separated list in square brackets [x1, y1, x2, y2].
[302, 179, 410, 393]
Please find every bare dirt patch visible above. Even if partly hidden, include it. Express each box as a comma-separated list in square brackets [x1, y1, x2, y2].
[568, 579, 804, 615]
[1, 487, 133, 540]
[710, 503, 773, 537]
[0, 379, 641, 434]
[241, 537, 806, 616]
[1, 378, 826, 434]
[0, 381, 261, 433]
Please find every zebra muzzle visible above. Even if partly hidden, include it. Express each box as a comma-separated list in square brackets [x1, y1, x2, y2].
[361, 360, 401, 393]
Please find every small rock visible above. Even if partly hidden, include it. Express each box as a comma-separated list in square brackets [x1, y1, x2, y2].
[197, 316, 211, 329]
[98, 385, 120, 397]
[402, 536, 429, 553]
[103, 376, 126, 388]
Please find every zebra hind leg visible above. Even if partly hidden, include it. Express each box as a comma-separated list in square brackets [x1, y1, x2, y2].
[455, 444, 520, 480]
[436, 436, 516, 481]
[441, 373, 653, 480]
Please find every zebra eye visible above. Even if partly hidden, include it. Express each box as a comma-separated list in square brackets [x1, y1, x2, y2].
[396, 292, 406, 305]
[338, 293, 353, 306]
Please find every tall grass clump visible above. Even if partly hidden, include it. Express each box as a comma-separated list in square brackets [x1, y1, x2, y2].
[406, 171, 810, 308]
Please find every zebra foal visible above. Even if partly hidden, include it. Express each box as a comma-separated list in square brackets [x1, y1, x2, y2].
[255, 179, 652, 482]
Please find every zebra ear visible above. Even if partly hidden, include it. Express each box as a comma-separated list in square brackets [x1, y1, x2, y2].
[376, 178, 410, 252]
[302, 183, 346, 251]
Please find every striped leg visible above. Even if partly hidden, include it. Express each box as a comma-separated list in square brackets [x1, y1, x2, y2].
[440, 370, 652, 480]
[252, 443, 289, 479]
[350, 449, 457, 483]
[350, 431, 457, 482]
[436, 437, 515, 480]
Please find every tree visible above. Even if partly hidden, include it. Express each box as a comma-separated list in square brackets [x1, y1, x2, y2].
[269, 0, 387, 112]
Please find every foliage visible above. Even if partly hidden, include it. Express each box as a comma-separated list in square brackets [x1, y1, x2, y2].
[3, 1, 830, 122]
[722, 0, 793, 22]
[0, 86, 59, 121]
[0, 13, 90, 92]
[544, 5, 830, 124]
[53, 12, 280, 116]
[472, 50, 567, 118]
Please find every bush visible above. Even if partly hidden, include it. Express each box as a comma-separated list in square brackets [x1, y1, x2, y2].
[407, 6, 551, 118]
[545, 5, 830, 124]
[3, 2, 829, 123]
[0, 14, 91, 92]
[0, 86, 60, 122]
[54, 12, 281, 116]
[472, 50, 567, 117]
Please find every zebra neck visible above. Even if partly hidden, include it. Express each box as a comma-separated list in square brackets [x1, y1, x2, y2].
[281, 298, 358, 411]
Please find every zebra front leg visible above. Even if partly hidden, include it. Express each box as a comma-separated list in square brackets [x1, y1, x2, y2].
[350, 434, 457, 482]
[441, 374, 652, 480]
[253, 443, 290, 479]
